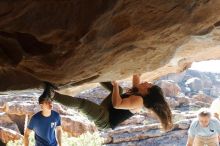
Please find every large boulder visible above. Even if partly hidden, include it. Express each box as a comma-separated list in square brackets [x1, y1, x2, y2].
[191, 92, 213, 104]
[61, 115, 97, 137]
[210, 86, 220, 98]
[0, 127, 23, 144]
[4, 101, 67, 115]
[166, 97, 179, 108]
[103, 119, 193, 145]
[176, 94, 190, 106]
[157, 80, 181, 97]
[0, 1, 220, 95]
[185, 77, 203, 92]
[0, 113, 20, 133]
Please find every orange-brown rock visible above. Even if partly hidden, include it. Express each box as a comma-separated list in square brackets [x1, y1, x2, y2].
[0, 113, 20, 132]
[0, 127, 23, 144]
[4, 101, 67, 115]
[191, 92, 213, 104]
[61, 115, 97, 137]
[0, 0, 220, 95]
[0, 113, 22, 144]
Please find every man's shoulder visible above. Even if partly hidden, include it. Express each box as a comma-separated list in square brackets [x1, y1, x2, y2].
[28, 112, 42, 125]
[210, 117, 220, 125]
[31, 111, 42, 119]
[190, 118, 199, 129]
[52, 110, 60, 117]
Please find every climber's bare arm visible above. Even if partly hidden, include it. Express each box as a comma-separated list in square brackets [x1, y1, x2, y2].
[132, 74, 141, 87]
[112, 81, 143, 110]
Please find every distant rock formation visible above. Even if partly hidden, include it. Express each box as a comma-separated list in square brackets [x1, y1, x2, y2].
[160, 70, 220, 98]
[156, 80, 181, 97]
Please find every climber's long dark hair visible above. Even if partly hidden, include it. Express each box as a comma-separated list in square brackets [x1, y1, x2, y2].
[128, 85, 173, 131]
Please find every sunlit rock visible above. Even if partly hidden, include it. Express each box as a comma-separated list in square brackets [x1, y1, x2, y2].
[1, 0, 220, 93]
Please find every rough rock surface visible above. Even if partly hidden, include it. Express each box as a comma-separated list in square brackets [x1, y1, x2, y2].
[102, 113, 195, 145]
[185, 77, 203, 92]
[1, 0, 220, 95]
[106, 129, 188, 146]
[0, 113, 20, 133]
[191, 92, 213, 104]
[0, 127, 23, 144]
[175, 95, 190, 106]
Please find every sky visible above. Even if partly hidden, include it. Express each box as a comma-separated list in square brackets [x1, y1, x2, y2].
[189, 60, 220, 73]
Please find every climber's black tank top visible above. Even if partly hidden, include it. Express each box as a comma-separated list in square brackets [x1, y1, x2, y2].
[108, 93, 135, 129]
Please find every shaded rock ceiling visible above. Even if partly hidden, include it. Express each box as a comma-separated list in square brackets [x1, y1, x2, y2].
[0, 0, 220, 95]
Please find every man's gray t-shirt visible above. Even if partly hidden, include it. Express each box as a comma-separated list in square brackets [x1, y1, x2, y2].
[188, 117, 220, 137]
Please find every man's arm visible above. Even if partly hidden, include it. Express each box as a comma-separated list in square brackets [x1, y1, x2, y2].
[186, 136, 194, 146]
[56, 126, 62, 146]
[24, 128, 32, 146]
[132, 74, 141, 87]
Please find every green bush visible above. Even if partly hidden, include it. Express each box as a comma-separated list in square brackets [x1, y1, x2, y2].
[7, 132, 104, 146]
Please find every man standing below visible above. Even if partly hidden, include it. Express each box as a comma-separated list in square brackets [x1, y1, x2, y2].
[24, 85, 62, 146]
[186, 108, 220, 146]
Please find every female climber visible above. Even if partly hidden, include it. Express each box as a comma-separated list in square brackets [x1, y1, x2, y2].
[41, 74, 173, 131]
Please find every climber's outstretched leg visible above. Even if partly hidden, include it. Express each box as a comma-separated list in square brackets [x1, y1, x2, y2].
[53, 92, 110, 129]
